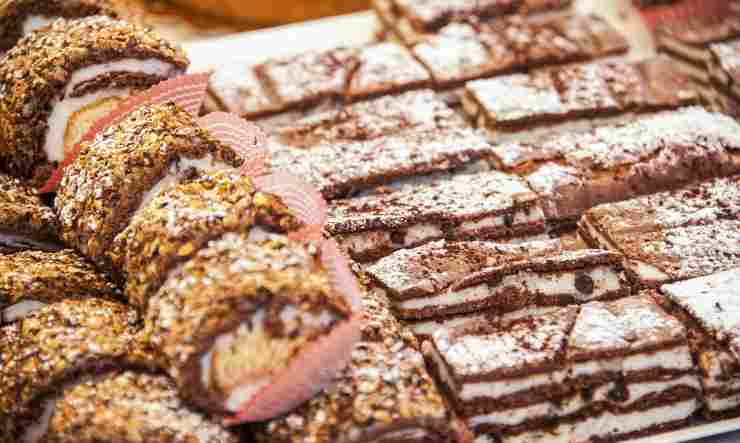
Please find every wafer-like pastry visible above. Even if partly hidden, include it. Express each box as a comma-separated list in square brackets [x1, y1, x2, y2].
[655, 269, 740, 419]
[462, 57, 697, 138]
[708, 39, 740, 117]
[492, 107, 740, 222]
[579, 176, 740, 288]
[143, 231, 358, 421]
[0, 249, 119, 324]
[0, 0, 117, 53]
[0, 174, 60, 253]
[367, 239, 628, 320]
[0, 17, 188, 185]
[425, 296, 700, 443]
[55, 102, 241, 272]
[328, 171, 545, 262]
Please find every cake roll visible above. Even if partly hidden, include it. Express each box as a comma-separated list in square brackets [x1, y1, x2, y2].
[579, 175, 740, 289]
[0, 0, 117, 53]
[373, 0, 573, 45]
[0, 298, 237, 443]
[492, 107, 740, 223]
[0, 249, 120, 324]
[0, 16, 188, 185]
[269, 126, 494, 200]
[328, 171, 545, 262]
[275, 90, 466, 149]
[462, 57, 698, 140]
[55, 102, 241, 272]
[656, 269, 740, 419]
[143, 231, 359, 422]
[425, 296, 701, 443]
[412, 14, 628, 89]
[708, 39, 740, 117]
[0, 174, 61, 253]
[367, 238, 628, 321]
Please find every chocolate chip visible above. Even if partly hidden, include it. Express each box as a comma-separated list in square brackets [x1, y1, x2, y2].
[575, 273, 594, 295]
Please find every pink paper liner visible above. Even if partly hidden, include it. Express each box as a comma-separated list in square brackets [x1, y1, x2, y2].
[41, 73, 211, 193]
[198, 112, 269, 177]
[321, 239, 364, 312]
[224, 314, 362, 424]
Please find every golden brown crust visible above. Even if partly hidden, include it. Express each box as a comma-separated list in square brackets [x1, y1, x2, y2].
[0, 173, 60, 249]
[55, 102, 241, 273]
[0, 16, 189, 181]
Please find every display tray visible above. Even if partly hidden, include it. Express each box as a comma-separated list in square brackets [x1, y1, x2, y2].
[182, 4, 740, 443]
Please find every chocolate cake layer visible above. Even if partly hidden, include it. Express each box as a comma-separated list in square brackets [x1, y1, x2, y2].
[328, 171, 545, 262]
[257, 332, 455, 443]
[463, 57, 697, 137]
[579, 176, 740, 288]
[492, 107, 740, 222]
[0, 249, 120, 324]
[368, 238, 628, 319]
[268, 126, 494, 199]
[412, 14, 627, 88]
[55, 102, 241, 273]
[275, 90, 465, 149]
[0, 0, 118, 53]
[35, 370, 239, 443]
[144, 231, 353, 414]
[425, 296, 695, 416]
[0, 174, 61, 253]
[0, 17, 188, 184]
[0, 298, 148, 442]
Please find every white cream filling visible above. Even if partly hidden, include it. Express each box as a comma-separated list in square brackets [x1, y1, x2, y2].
[625, 260, 670, 286]
[410, 313, 487, 337]
[398, 266, 622, 311]
[133, 155, 232, 218]
[619, 375, 701, 407]
[460, 370, 569, 402]
[341, 231, 392, 256]
[501, 398, 700, 443]
[2, 300, 48, 324]
[43, 59, 181, 163]
[22, 15, 55, 35]
[706, 392, 740, 413]
[403, 223, 444, 247]
[225, 378, 270, 412]
[570, 346, 695, 379]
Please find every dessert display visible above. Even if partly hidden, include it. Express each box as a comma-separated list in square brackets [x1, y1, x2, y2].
[0, 16, 188, 186]
[0, 249, 120, 324]
[3, 1, 740, 443]
[579, 176, 740, 289]
[0, 174, 61, 253]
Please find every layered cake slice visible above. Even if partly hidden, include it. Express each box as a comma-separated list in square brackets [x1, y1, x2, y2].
[462, 57, 697, 140]
[0, 174, 61, 253]
[491, 107, 740, 223]
[268, 126, 494, 199]
[424, 296, 701, 443]
[366, 238, 628, 321]
[411, 14, 627, 89]
[656, 269, 740, 419]
[708, 39, 740, 117]
[327, 170, 546, 262]
[579, 176, 740, 288]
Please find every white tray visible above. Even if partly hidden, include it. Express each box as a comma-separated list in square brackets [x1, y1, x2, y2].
[181, 6, 740, 443]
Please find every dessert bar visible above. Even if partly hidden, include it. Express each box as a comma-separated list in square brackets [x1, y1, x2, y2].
[268, 126, 494, 199]
[424, 296, 701, 443]
[366, 238, 628, 321]
[412, 14, 628, 88]
[462, 57, 697, 139]
[579, 175, 740, 288]
[0, 17, 188, 185]
[0, 174, 61, 253]
[0, 249, 120, 324]
[328, 170, 546, 262]
[491, 107, 740, 223]
[0, 0, 117, 52]
[657, 269, 740, 419]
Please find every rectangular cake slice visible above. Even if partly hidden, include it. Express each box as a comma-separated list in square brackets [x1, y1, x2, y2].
[579, 175, 740, 288]
[327, 170, 545, 262]
[462, 57, 697, 139]
[653, 269, 740, 419]
[205, 63, 284, 119]
[492, 107, 740, 223]
[366, 238, 628, 320]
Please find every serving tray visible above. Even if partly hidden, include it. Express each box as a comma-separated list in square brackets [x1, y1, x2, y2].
[182, 4, 740, 443]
